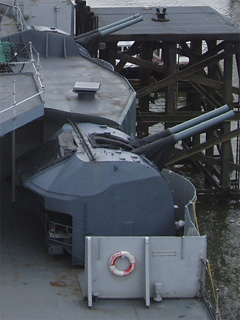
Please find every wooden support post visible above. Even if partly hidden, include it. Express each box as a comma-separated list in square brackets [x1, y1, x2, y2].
[186, 40, 202, 112]
[187, 41, 203, 155]
[137, 41, 153, 137]
[235, 43, 240, 84]
[220, 122, 231, 191]
[137, 44, 240, 99]
[220, 42, 233, 191]
[75, 0, 96, 35]
[205, 40, 217, 186]
[114, 41, 140, 73]
[164, 42, 177, 116]
[100, 42, 117, 68]
[76, 0, 87, 35]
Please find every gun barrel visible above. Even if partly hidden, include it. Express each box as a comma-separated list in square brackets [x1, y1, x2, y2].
[74, 14, 141, 41]
[99, 14, 140, 32]
[100, 15, 143, 36]
[138, 104, 231, 146]
[174, 110, 234, 141]
[170, 104, 230, 134]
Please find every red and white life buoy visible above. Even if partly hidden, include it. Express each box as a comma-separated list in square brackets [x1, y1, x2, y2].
[109, 251, 136, 276]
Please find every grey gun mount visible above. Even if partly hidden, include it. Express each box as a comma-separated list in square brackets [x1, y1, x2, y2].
[17, 105, 234, 264]
[74, 14, 143, 56]
[17, 123, 176, 265]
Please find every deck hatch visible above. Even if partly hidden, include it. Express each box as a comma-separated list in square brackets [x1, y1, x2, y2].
[73, 81, 101, 97]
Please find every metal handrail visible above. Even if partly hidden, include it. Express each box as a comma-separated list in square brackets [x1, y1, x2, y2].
[48, 219, 73, 247]
[200, 259, 222, 320]
[15, 4, 28, 31]
[0, 42, 45, 117]
[0, 90, 44, 115]
[0, 1, 28, 30]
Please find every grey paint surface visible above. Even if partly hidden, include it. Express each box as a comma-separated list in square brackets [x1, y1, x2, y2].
[1, 184, 211, 320]
[21, 124, 176, 264]
[1, 29, 136, 136]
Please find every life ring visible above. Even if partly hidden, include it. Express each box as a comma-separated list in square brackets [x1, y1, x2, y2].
[109, 251, 136, 276]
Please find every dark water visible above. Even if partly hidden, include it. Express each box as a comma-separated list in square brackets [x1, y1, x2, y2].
[197, 199, 240, 320]
[87, 0, 240, 318]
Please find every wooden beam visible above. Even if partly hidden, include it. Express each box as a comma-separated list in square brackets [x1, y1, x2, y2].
[114, 41, 141, 73]
[220, 42, 234, 189]
[192, 158, 221, 190]
[137, 111, 240, 123]
[137, 44, 240, 99]
[202, 40, 229, 60]
[184, 74, 240, 95]
[191, 153, 240, 172]
[189, 81, 222, 108]
[114, 52, 165, 74]
[179, 41, 200, 63]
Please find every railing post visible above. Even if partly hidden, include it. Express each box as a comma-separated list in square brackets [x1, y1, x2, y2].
[144, 237, 150, 307]
[13, 79, 16, 118]
[29, 42, 34, 62]
[87, 237, 93, 308]
[215, 288, 220, 320]
[36, 52, 40, 73]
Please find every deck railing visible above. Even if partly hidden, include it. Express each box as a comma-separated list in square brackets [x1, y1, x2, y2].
[200, 258, 221, 320]
[47, 219, 73, 248]
[0, 1, 28, 31]
[0, 41, 44, 119]
[199, 258, 235, 320]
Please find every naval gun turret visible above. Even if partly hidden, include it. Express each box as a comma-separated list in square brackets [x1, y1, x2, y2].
[17, 105, 234, 265]
[74, 14, 143, 56]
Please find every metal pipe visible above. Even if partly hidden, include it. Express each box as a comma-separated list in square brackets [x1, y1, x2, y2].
[170, 104, 230, 134]
[174, 110, 234, 142]
[74, 14, 141, 41]
[99, 13, 140, 32]
[139, 105, 231, 145]
[100, 16, 143, 36]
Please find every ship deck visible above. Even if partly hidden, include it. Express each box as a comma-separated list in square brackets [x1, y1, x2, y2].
[0, 184, 212, 320]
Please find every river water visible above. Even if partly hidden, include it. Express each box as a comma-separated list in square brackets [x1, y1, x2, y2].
[86, 0, 240, 319]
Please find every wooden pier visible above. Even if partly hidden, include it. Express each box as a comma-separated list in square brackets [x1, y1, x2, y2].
[76, 2, 240, 195]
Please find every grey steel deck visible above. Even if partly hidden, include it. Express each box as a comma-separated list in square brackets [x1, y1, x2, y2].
[0, 185, 212, 320]
[0, 11, 44, 136]
[1, 1, 136, 136]
[1, 29, 136, 136]
[41, 55, 135, 127]
[93, 6, 240, 41]
[0, 11, 18, 37]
